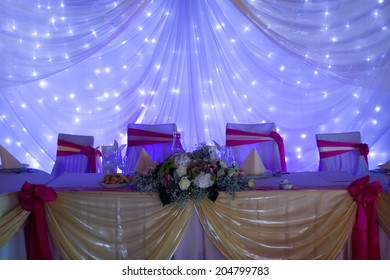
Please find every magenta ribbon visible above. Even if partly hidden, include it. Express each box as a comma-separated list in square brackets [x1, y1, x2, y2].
[56, 139, 102, 173]
[127, 128, 175, 146]
[317, 139, 369, 165]
[348, 175, 382, 260]
[19, 182, 58, 260]
[225, 128, 287, 172]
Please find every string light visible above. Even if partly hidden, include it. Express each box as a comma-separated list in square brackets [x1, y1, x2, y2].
[0, 0, 389, 173]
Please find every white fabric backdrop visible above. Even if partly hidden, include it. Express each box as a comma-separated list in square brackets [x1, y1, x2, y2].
[0, 0, 389, 173]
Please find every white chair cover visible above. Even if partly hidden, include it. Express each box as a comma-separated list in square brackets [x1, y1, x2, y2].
[126, 123, 177, 172]
[315, 131, 369, 178]
[225, 123, 285, 172]
[51, 133, 97, 177]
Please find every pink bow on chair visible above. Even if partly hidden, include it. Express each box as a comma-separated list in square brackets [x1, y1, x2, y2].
[348, 175, 383, 260]
[317, 139, 369, 165]
[56, 139, 102, 173]
[127, 128, 180, 147]
[226, 128, 287, 172]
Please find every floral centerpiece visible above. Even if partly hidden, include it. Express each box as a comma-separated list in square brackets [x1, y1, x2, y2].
[133, 143, 254, 207]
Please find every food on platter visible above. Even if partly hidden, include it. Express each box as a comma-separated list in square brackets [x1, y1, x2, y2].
[102, 174, 131, 185]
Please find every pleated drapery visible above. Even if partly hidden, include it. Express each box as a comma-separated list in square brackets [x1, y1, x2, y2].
[2, 190, 389, 260]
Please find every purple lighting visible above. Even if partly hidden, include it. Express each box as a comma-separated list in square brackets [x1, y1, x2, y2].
[0, 0, 389, 173]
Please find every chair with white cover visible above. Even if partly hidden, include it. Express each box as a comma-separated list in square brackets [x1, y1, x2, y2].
[126, 123, 179, 172]
[51, 133, 102, 177]
[225, 122, 287, 172]
[315, 131, 369, 178]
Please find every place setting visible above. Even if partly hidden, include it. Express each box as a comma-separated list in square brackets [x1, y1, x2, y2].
[0, 145, 38, 174]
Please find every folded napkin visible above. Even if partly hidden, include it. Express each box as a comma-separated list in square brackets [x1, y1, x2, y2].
[380, 160, 390, 169]
[240, 147, 266, 176]
[0, 144, 24, 169]
[134, 148, 155, 173]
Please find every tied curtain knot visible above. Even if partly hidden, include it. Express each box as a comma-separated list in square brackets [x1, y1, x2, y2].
[347, 175, 382, 260]
[19, 182, 57, 260]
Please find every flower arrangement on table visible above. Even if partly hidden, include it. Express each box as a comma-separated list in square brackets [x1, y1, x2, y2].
[133, 143, 254, 207]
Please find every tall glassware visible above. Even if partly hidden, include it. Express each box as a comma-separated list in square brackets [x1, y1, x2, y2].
[171, 131, 184, 154]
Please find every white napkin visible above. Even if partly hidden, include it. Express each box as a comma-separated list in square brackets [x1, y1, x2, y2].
[0, 145, 24, 169]
[380, 160, 390, 169]
[240, 147, 266, 176]
[134, 148, 155, 173]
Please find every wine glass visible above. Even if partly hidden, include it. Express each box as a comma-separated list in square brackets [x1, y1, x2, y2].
[118, 155, 129, 175]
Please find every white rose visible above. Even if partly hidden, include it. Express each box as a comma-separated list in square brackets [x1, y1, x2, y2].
[179, 177, 191, 190]
[194, 172, 214, 189]
[176, 166, 187, 177]
[174, 153, 191, 168]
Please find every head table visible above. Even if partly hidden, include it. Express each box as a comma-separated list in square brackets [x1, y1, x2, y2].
[0, 170, 389, 260]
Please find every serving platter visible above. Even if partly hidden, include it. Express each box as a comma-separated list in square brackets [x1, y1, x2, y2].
[99, 182, 130, 189]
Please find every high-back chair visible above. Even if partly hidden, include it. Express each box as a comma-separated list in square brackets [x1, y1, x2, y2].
[315, 131, 369, 178]
[126, 123, 178, 172]
[225, 122, 287, 172]
[51, 133, 102, 177]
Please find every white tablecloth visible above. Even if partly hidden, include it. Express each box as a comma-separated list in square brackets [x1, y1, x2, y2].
[46, 171, 389, 191]
[0, 169, 53, 194]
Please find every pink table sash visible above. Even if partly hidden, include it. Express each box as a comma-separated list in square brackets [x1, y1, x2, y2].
[226, 128, 287, 172]
[127, 128, 183, 151]
[19, 182, 57, 260]
[348, 175, 382, 260]
[317, 139, 369, 165]
[56, 139, 102, 173]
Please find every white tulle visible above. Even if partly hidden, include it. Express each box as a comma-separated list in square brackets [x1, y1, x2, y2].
[0, 0, 389, 173]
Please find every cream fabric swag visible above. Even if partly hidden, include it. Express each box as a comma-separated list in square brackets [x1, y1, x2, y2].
[1, 191, 390, 260]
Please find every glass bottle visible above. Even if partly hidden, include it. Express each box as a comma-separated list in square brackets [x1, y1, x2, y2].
[171, 131, 184, 154]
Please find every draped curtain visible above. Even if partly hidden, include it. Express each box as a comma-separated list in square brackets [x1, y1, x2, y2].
[0, 0, 389, 173]
[2, 191, 390, 260]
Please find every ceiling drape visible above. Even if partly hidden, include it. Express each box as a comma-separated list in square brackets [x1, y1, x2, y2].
[0, 0, 389, 173]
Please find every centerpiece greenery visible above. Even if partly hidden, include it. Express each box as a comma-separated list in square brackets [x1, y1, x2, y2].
[133, 143, 254, 207]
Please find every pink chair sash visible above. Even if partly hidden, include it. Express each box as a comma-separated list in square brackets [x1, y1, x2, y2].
[226, 128, 287, 172]
[348, 175, 382, 260]
[56, 139, 102, 173]
[316, 139, 369, 165]
[128, 128, 183, 150]
[19, 182, 57, 260]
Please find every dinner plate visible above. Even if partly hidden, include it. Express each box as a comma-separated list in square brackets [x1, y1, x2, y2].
[0, 163, 30, 173]
[99, 182, 129, 189]
[246, 172, 271, 179]
[377, 164, 390, 171]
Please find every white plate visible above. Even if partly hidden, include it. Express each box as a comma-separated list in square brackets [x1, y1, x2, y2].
[378, 164, 390, 171]
[0, 163, 30, 173]
[247, 173, 270, 179]
[99, 182, 129, 189]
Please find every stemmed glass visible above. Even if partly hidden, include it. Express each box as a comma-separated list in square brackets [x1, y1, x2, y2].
[118, 155, 129, 175]
[226, 147, 237, 167]
[102, 146, 115, 174]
